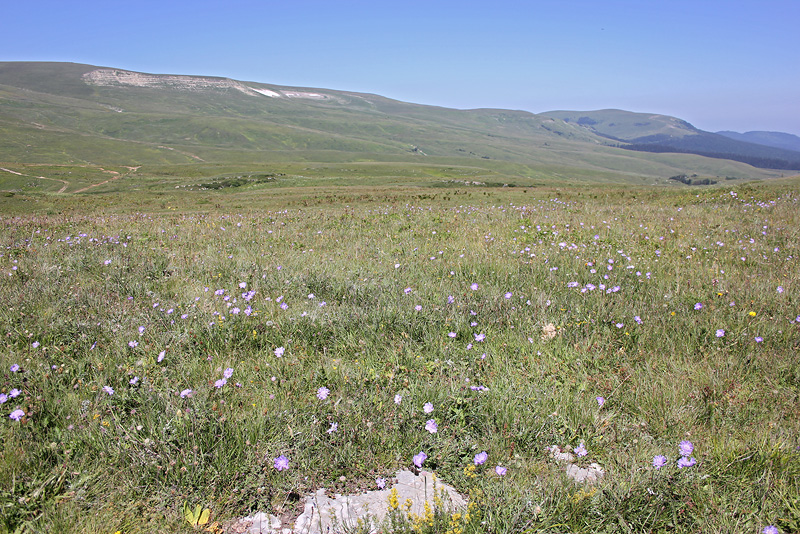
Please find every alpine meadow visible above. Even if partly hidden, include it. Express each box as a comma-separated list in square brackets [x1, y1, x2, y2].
[1, 62, 799, 534]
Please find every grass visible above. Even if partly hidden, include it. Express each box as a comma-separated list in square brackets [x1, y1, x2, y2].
[0, 178, 799, 534]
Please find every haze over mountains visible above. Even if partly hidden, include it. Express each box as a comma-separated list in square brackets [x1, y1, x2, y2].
[1, 61, 798, 187]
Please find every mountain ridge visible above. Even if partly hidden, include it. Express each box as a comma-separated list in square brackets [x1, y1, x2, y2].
[0, 61, 795, 187]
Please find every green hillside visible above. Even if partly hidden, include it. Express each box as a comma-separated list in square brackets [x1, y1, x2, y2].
[0, 62, 788, 195]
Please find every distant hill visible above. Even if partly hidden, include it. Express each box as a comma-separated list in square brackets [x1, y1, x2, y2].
[0, 62, 792, 189]
[544, 109, 800, 171]
[717, 130, 800, 153]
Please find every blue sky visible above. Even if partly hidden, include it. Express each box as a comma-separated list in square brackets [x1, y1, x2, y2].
[4, 0, 799, 135]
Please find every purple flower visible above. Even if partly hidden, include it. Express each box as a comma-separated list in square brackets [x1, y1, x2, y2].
[504, 292, 512, 299]
[474, 333, 485, 342]
[574, 443, 588, 457]
[474, 451, 488, 465]
[215, 378, 227, 388]
[470, 283, 479, 291]
[447, 295, 454, 304]
[129, 376, 139, 385]
[634, 316, 642, 324]
[777, 286, 784, 294]
[273, 455, 289, 471]
[274, 346, 285, 357]
[10, 364, 19, 373]
[9, 389, 20, 398]
[103, 385, 114, 396]
[596, 396, 605, 407]
[755, 336, 763, 343]
[0, 394, 7, 404]
[138, 326, 145, 335]
[223, 367, 234, 379]
[376, 477, 386, 489]
[423, 402, 434, 414]
[414, 305, 422, 311]
[9, 408, 25, 421]
[158, 351, 166, 362]
[327, 422, 338, 434]
[495, 465, 507, 476]
[394, 394, 403, 404]
[653, 455, 667, 469]
[31, 341, 40, 348]
[280, 302, 288, 310]
[180, 389, 193, 398]
[404, 287, 412, 294]
[448, 332, 457, 338]
[716, 329, 725, 338]
[128, 340, 138, 348]
[679, 440, 694, 456]
[694, 303, 703, 310]
[425, 419, 438, 434]
[677, 456, 696, 468]
[413, 451, 427, 468]
[763, 526, 779, 534]
[317, 386, 330, 400]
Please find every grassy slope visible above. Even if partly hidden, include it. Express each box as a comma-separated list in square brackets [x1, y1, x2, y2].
[0, 62, 785, 191]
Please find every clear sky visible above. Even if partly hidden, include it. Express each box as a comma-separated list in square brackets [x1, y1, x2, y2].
[4, 0, 799, 135]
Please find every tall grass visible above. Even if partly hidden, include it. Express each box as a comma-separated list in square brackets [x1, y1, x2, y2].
[1, 185, 798, 533]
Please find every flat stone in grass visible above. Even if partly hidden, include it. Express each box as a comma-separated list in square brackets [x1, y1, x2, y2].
[231, 469, 466, 534]
[547, 445, 605, 484]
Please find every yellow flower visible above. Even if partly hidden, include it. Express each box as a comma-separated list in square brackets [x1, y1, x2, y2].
[749, 311, 757, 316]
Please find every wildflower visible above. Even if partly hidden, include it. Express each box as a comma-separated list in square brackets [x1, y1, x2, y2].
[596, 396, 605, 407]
[413, 451, 427, 468]
[677, 456, 696, 468]
[273, 455, 289, 471]
[317, 386, 330, 400]
[9, 389, 20, 398]
[694, 303, 703, 310]
[495, 465, 507, 476]
[158, 351, 166, 362]
[215, 378, 227, 388]
[103, 385, 114, 396]
[394, 394, 403, 404]
[755, 336, 763, 343]
[327, 422, 338, 434]
[129, 376, 139, 385]
[425, 419, 438, 434]
[138, 326, 145, 335]
[777, 286, 784, 294]
[239, 282, 247, 289]
[634, 316, 642, 324]
[9, 409, 25, 421]
[749, 311, 757, 316]
[376, 477, 386, 489]
[128, 340, 138, 348]
[574, 443, 588, 457]
[763, 526, 779, 534]
[474, 333, 485, 342]
[31, 341, 40, 348]
[404, 287, 412, 295]
[715, 329, 725, 338]
[474, 451, 488, 465]
[615, 323, 624, 329]
[104, 259, 112, 265]
[280, 302, 288, 310]
[414, 305, 422, 311]
[274, 346, 285, 357]
[448, 332, 457, 338]
[653, 455, 667, 469]
[679, 441, 694, 456]
[471, 283, 479, 290]
[10, 364, 19, 373]
[223, 367, 234, 379]
[0, 394, 7, 404]
[180, 389, 193, 398]
[423, 402, 434, 414]
[504, 292, 512, 299]
[447, 295, 454, 304]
